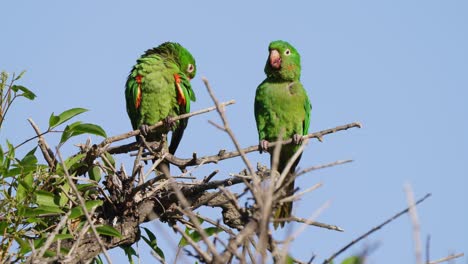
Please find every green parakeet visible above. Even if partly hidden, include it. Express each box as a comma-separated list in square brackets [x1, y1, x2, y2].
[125, 42, 196, 174]
[254, 40, 311, 228]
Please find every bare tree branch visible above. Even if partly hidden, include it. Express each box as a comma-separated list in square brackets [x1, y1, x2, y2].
[56, 148, 112, 264]
[428, 253, 464, 264]
[323, 193, 432, 264]
[99, 100, 236, 148]
[27, 118, 55, 170]
[405, 183, 423, 264]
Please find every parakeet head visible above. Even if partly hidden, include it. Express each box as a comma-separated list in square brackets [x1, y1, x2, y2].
[264, 40, 301, 81]
[144, 42, 197, 79]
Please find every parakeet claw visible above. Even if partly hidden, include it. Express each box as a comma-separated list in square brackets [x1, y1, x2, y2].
[163, 116, 176, 130]
[139, 124, 150, 137]
[292, 134, 303, 145]
[259, 140, 270, 153]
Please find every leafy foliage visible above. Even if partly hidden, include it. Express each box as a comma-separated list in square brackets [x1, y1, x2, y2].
[0, 71, 441, 264]
[0, 72, 112, 263]
[141, 227, 165, 261]
[178, 218, 223, 247]
[0, 71, 36, 130]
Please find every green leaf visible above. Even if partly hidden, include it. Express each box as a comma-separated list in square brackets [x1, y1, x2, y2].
[69, 200, 103, 219]
[285, 255, 294, 264]
[154, 247, 165, 260]
[34, 237, 46, 249]
[19, 147, 38, 167]
[77, 183, 97, 191]
[142, 227, 157, 244]
[15, 237, 31, 254]
[178, 227, 222, 247]
[56, 153, 85, 175]
[1, 71, 8, 86]
[10, 85, 19, 92]
[2, 141, 14, 174]
[141, 227, 163, 259]
[12, 85, 36, 100]
[49, 108, 88, 129]
[92, 255, 104, 264]
[23, 205, 64, 217]
[341, 256, 363, 264]
[53, 234, 74, 241]
[59, 182, 70, 207]
[0, 145, 4, 169]
[14, 70, 26, 81]
[73, 123, 107, 138]
[88, 165, 101, 182]
[17, 172, 34, 202]
[121, 245, 137, 264]
[48, 114, 60, 129]
[141, 234, 165, 260]
[102, 151, 115, 169]
[31, 205, 64, 215]
[203, 227, 222, 237]
[35, 190, 57, 207]
[60, 123, 106, 144]
[0, 221, 8, 234]
[59, 121, 82, 144]
[95, 225, 122, 238]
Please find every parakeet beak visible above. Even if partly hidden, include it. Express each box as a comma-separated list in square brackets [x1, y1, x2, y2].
[269, 49, 281, 69]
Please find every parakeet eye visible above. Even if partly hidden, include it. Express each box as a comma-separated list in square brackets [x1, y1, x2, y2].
[284, 49, 291, 56]
[187, 64, 195, 73]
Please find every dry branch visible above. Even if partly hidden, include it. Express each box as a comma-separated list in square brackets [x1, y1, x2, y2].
[428, 253, 464, 264]
[100, 100, 236, 148]
[323, 193, 432, 264]
[57, 149, 112, 264]
[156, 122, 361, 169]
[405, 184, 423, 264]
[28, 118, 55, 169]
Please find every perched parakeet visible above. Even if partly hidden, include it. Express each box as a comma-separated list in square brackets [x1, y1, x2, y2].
[254, 40, 311, 228]
[125, 42, 196, 173]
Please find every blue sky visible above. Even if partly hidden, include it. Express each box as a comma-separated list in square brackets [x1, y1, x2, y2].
[2, 1, 467, 263]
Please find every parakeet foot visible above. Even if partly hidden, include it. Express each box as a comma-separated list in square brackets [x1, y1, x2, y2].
[139, 124, 150, 137]
[259, 139, 270, 153]
[163, 116, 176, 130]
[292, 134, 303, 145]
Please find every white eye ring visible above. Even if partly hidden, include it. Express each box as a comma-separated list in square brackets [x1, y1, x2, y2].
[187, 64, 195, 73]
[284, 49, 291, 56]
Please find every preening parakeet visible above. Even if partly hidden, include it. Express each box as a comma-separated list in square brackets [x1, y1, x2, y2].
[125, 42, 196, 174]
[254, 40, 311, 229]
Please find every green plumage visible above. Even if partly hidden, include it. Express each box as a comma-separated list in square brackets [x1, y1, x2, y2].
[125, 42, 196, 159]
[254, 40, 311, 228]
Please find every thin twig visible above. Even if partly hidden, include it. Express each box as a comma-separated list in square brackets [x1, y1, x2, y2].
[296, 159, 354, 176]
[173, 224, 212, 263]
[278, 182, 322, 203]
[404, 183, 423, 264]
[27, 118, 55, 169]
[99, 100, 236, 148]
[202, 79, 255, 176]
[157, 123, 361, 168]
[323, 193, 432, 264]
[426, 235, 431, 264]
[168, 173, 222, 262]
[284, 200, 331, 246]
[288, 217, 343, 232]
[203, 170, 219, 184]
[56, 148, 112, 264]
[428, 253, 464, 264]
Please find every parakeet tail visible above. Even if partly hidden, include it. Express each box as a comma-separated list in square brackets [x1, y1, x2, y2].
[156, 160, 171, 178]
[273, 176, 295, 229]
[272, 152, 301, 229]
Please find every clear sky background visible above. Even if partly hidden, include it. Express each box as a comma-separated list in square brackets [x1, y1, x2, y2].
[2, 1, 467, 263]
